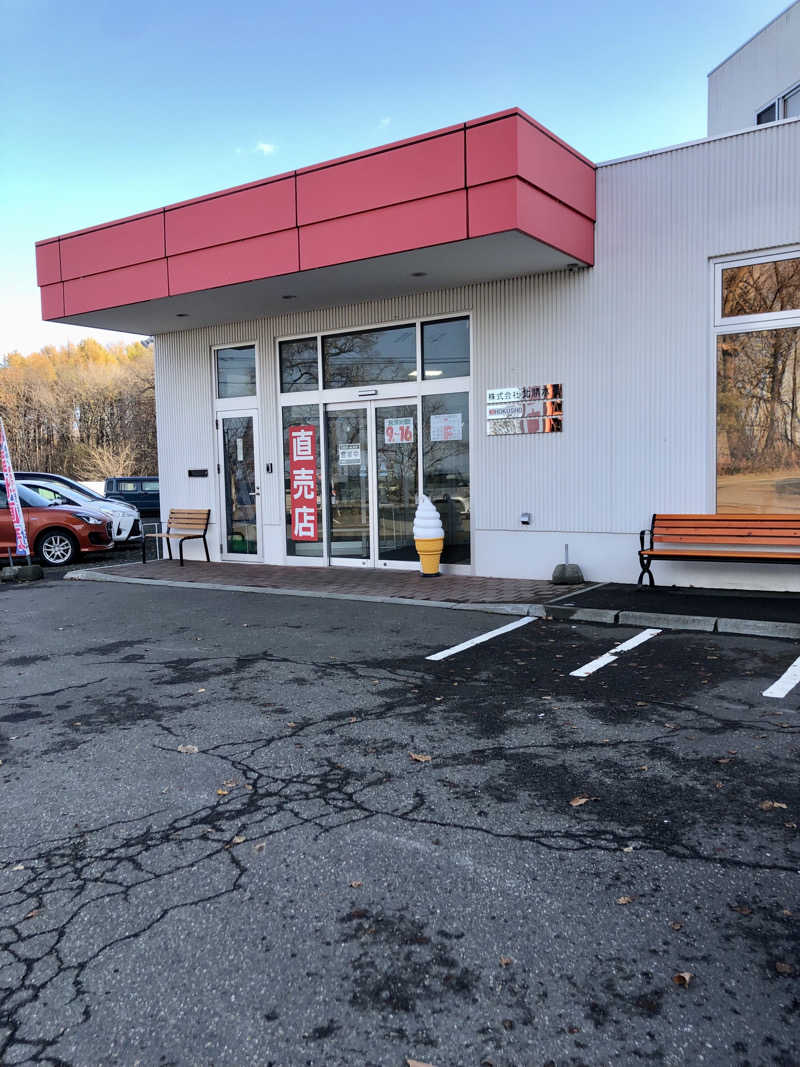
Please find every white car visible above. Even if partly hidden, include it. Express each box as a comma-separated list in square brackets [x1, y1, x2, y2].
[15, 476, 142, 545]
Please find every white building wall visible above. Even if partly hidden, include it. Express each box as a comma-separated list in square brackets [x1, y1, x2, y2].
[707, 0, 800, 136]
[154, 119, 800, 589]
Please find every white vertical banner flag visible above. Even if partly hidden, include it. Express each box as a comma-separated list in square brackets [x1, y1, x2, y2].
[0, 417, 31, 557]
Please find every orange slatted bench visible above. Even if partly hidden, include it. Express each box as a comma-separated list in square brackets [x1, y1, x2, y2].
[638, 514, 800, 586]
[142, 508, 211, 566]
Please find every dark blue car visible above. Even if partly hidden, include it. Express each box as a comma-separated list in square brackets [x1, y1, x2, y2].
[104, 477, 160, 518]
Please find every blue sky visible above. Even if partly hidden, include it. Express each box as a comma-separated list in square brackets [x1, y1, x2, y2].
[0, 0, 786, 356]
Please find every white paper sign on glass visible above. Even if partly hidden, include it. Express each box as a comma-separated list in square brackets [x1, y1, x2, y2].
[430, 413, 463, 441]
[338, 444, 361, 466]
[487, 387, 522, 403]
[383, 418, 414, 444]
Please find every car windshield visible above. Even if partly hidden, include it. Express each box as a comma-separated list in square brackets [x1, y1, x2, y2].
[26, 482, 90, 506]
[0, 481, 52, 508]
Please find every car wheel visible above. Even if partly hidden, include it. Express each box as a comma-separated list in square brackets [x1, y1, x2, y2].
[36, 529, 79, 566]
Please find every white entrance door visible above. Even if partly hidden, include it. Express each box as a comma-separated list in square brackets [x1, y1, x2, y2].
[325, 399, 418, 569]
[217, 411, 262, 561]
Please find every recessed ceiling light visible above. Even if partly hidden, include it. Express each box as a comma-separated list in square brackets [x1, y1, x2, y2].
[176, 312, 189, 317]
[410, 271, 427, 278]
[282, 294, 296, 300]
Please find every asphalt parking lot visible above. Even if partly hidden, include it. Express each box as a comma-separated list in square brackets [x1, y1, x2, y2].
[1, 579, 798, 1066]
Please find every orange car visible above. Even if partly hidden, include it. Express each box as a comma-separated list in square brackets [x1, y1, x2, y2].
[0, 480, 114, 566]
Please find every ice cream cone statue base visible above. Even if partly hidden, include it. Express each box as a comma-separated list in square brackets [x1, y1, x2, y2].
[413, 495, 445, 577]
[415, 537, 444, 577]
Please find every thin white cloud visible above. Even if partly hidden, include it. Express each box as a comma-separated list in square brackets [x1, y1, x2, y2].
[378, 117, 391, 128]
[255, 142, 277, 155]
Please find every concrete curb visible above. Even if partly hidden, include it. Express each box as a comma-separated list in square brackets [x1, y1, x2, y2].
[541, 604, 800, 639]
[617, 610, 717, 632]
[63, 569, 532, 617]
[716, 617, 800, 639]
[64, 569, 800, 639]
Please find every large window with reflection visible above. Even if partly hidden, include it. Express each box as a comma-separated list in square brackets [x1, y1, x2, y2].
[721, 255, 800, 321]
[323, 325, 416, 388]
[717, 327, 800, 513]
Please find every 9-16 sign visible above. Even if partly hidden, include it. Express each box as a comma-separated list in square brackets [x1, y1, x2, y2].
[383, 418, 414, 444]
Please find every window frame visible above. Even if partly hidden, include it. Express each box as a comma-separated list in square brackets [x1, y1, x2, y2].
[275, 311, 473, 570]
[754, 79, 800, 126]
[713, 247, 800, 329]
[212, 339, 259, 408]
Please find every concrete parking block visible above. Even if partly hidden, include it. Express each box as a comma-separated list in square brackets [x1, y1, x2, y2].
[717, 617, 800, 639]
[617, 610, 717, 631]
[546, 605, 619, 624]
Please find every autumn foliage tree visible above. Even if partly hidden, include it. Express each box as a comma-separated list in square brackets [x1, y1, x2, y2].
[0, 339, 157, 477]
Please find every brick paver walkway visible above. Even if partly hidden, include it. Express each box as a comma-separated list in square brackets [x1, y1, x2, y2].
[98, 560, 585, 605]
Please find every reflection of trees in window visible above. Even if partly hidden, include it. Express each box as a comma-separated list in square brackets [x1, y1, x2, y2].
[717, 328, 800, 475]
[722, 258, 800, 317]
[279, 339, 318, 392]
[323, 326, 415, 387]
[421, 318, 470, 378]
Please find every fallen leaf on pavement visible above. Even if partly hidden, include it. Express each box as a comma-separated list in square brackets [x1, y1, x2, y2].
[287, 722, 297, 727]
[775, 961, 794, 975]
[570, 795, 590, 807]
[783, 909, 793, 916]
[407, 1059, 436, 1067]
[759, 800, 788, 811]
[231, 835, 245, 845]
[10, 864, 24, 872]
[196, 688, 205, 693]
[216, 789, 228, 796]
[622, 845, 635, 853]
[716, 757, 732, 764]
[669, 921, 683, 930]
[499, 956, 513, 967]
[616, 896, 635, 905]
[23, 908, 41, 921]
[731, 904, 752, 915]
[350, 880, 363, 888]
[785, 822, 798, 829]
[177, 744, 198, 755]
[672, 971, 693, 987]
[223, 779, 237, 788]
[409, 753, 432, 763]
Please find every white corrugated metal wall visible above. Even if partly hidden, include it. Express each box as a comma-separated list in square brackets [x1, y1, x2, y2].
[154, 119, 800, 588]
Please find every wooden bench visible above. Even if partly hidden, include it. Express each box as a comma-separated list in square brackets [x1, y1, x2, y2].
[638, 513, 800, 586]
[142, 509, 211, 566]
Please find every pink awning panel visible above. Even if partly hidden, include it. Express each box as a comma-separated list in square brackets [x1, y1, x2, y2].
[59, 213, 165, 281]
[36, 108, 596, 324]
[165, 177, 296, 256]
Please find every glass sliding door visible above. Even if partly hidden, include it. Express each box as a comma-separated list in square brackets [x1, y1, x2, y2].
[282, 405, 323, 559]
[218, 413, 261, 559]
[375, 402, 418, 562]
[326, 407, 371, 563]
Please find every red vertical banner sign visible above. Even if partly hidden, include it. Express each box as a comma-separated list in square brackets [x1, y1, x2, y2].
[289, 425, 318, 542]
[0, 417, 31, 558]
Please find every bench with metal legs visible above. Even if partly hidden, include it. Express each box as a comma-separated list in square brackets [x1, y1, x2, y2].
[142, 509, 211, 566]
[638, 513, 800, 586]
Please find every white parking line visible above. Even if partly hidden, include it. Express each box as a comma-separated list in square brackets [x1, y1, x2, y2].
[426, 616, 535, 661]
[763, 655, 800, 698]
[569, 628, 662, 678]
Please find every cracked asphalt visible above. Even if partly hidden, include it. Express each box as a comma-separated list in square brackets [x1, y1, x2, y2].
[0, 578, 798, 1066]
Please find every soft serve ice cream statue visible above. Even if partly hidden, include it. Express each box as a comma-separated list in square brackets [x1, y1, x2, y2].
[413, 494, 445, 577]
